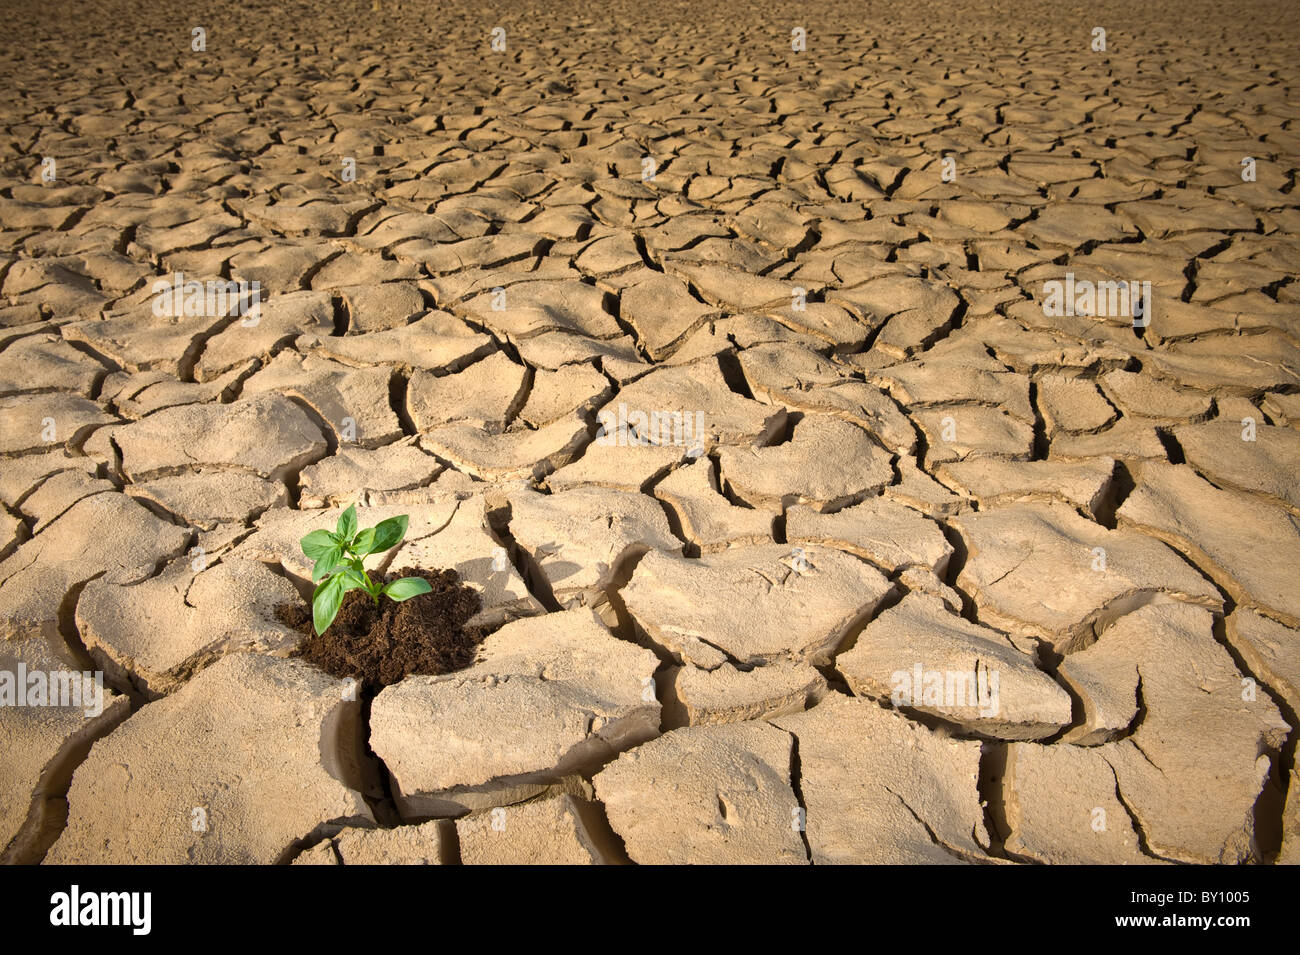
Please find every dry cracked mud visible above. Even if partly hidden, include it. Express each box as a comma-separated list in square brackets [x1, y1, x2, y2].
[0, 0, 1298, 865]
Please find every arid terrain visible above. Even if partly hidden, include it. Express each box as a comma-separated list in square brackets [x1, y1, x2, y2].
[1, 0, 1298, 864]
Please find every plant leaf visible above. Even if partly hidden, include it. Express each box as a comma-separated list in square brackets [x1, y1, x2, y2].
[336, 504, 358, 541]
[335, 567, 371, 594]
[350, 527, 377, 556]
[312, 574, 346, 636]
[300, 529, 337, 560]
[370, 515, 409, 554]
[382, 576, 432, 602]
[311, 545, 344, 582]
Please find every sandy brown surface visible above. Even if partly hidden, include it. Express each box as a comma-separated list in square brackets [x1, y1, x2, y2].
[1, 0, 1299, 864]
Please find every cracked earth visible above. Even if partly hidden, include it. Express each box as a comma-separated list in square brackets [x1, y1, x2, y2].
[1, 0, 1299, 865]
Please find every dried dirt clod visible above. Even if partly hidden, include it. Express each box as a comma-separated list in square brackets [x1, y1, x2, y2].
[951, 500, 1222, 652]
[593, 722, 808, 865]
[1118, 461, 1300, 627]
[79, 554, 302, 698]
[111, 391, 327, 482]
[0, 493, 191, 644]
[456, 794, 623, 865]
[623, 543, 894, 666]
[369, 608, 660, 818]
[772, 695, 991, 864]
[1093, 603, 1290, 865]
[666, 660, 827, 727]
[1281, 770, 1300, 866]
[45, 653, 375, 864]
[838, 591, 1073, 740]
[506, 484, 682, 604]
[1002, 743, 1160, 865]
[0, 635, 131, 863]
[293, 819, 457, 865]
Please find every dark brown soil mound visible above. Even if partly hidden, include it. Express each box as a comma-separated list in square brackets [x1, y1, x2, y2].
[276, 567, 486, 691]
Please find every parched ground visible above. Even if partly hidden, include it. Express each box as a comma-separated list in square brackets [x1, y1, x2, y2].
[1, 0, 1298, 865]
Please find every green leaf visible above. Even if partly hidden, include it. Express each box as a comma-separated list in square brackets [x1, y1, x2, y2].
[334, 566, 371, 594]
[312, 574, 345, 636]
[311, 545, 344, 582]
[350, 527, 377, 556]
[370, 515, 410, 554]
[382, 576, 432, 602]
[336, 504, 358, 541]
[300, 529, 337, 561]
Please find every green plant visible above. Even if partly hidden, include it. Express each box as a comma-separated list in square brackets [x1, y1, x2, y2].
[299, 504, 432, 635]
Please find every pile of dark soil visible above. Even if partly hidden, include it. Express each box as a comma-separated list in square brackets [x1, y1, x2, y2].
[276, 567, 487, 691]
